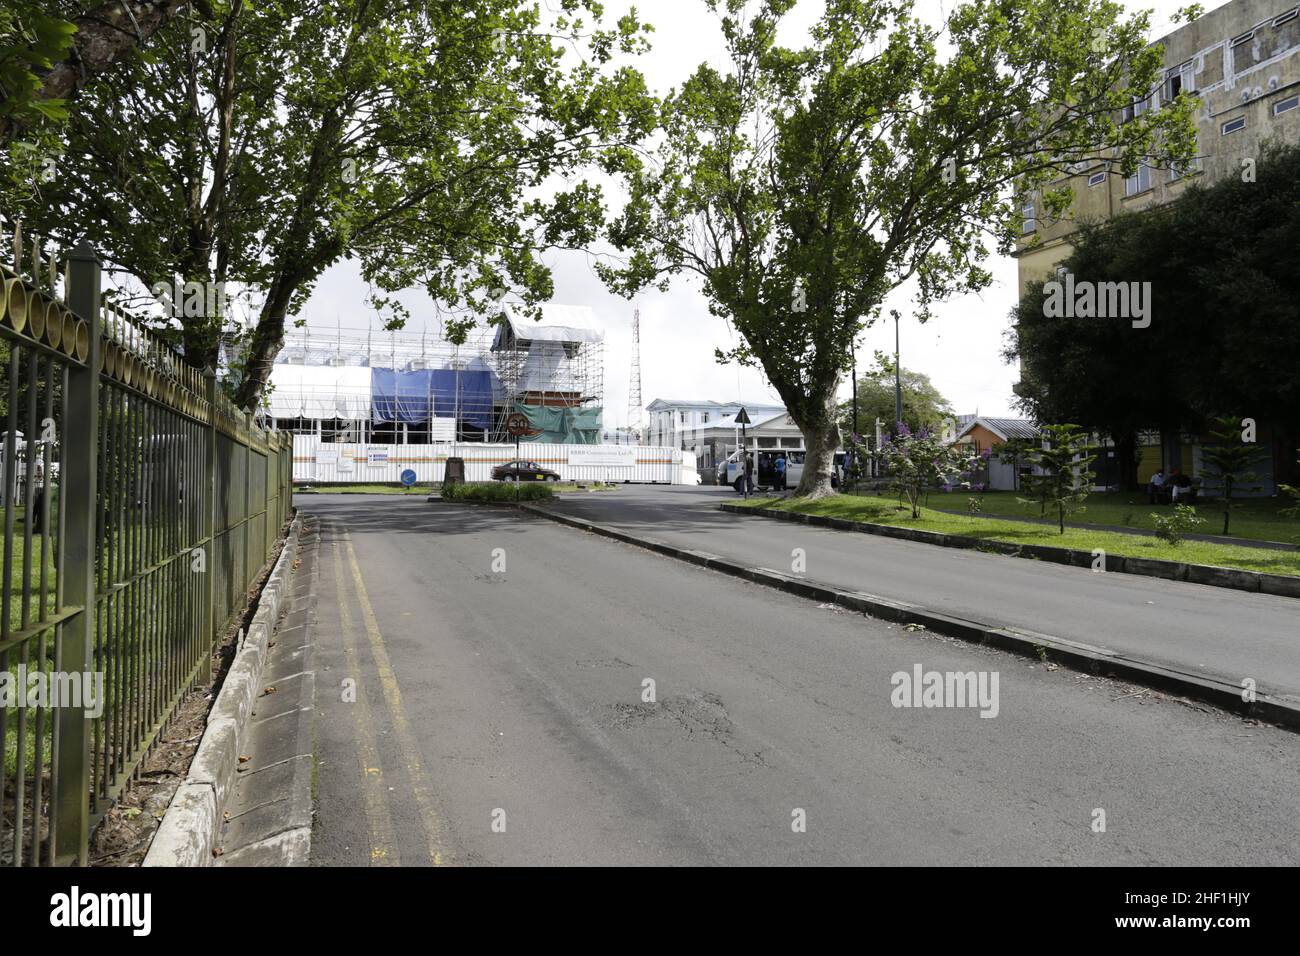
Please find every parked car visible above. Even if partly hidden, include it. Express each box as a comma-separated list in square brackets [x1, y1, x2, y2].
[492, 459, 561, 482]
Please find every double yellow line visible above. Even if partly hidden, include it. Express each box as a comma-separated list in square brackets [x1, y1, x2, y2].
[330, 522, 449, 866]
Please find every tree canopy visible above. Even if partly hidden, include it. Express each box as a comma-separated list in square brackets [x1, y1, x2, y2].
[600, 0, 1194, 496]
[838, 352, 954, 441]
[3, 0, 656, 409]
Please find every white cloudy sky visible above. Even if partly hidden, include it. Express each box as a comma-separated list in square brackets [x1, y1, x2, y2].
[292, 0, 1221, 427]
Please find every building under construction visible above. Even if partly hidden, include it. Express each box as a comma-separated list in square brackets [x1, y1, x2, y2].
[266, 304, 605, 444]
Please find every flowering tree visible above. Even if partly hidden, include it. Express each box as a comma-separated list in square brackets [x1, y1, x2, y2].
[874, 425, 979, 519]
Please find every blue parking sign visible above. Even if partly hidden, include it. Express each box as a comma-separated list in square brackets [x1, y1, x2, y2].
[400, 469, 417, 487]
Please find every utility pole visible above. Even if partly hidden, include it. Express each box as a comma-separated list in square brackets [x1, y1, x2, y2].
[851, 335, 859, 444]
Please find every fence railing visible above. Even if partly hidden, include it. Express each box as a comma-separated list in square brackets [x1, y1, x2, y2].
[0, 227, 292, 865]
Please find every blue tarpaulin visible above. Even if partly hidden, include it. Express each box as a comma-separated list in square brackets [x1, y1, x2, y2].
[371, 368, 494, 428]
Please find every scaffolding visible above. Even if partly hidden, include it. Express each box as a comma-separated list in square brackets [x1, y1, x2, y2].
[268, 307, 604, 443]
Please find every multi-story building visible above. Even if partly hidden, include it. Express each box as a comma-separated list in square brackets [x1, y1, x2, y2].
[1016, 0, 1300, 296]
[1013, 0, 1299, 491]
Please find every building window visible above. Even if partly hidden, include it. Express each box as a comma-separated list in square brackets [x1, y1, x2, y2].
[1021, 199, 1036, 234]
[1121, 95, 1152, 123]
[1124, 163, 1152, 196]
[1169, 156, 1201, 181]
[701, 412, 710, 423]
[1221, 116, 1246, 134]
[1230, 31, 1255, 50]
[1087, 171, 1106, 187]
[1165, 61, 1195, 100]
[679, 411, 687, 423]
[1274, 95, 1300, 116]
[1275, 8, 1299, 26]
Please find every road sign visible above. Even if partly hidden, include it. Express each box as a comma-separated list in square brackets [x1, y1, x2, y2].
[400, 469, 417, 487]
[506, 412, 530, 437]
[735, 407, 751, 425]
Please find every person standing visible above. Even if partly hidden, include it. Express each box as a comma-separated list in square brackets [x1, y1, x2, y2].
[774, 453, 787, 492]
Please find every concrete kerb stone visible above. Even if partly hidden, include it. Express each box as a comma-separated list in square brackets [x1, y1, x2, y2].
[719, 503, 1300, 599]
[141, 784, 217, 867]
[143, 515, 303, 867]
[512, 502, 1300, 733]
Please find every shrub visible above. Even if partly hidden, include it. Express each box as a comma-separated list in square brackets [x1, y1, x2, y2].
[1151, 504, 1205, 545]
[441, 481, 554, 503]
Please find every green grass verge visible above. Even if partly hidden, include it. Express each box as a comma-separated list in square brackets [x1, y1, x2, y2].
[294, 483, 426, 495]
[733, 494, 1300, 577]
[903, 488, 1300, 544]
[441, 481, 555, 502]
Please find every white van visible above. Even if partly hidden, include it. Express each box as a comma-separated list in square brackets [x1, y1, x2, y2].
[719, 447, 848, 492]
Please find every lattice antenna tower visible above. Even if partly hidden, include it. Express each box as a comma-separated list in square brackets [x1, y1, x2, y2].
[627, 304, 643, 439]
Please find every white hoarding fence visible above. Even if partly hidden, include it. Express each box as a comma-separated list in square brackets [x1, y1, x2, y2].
[292, 437, 697, 485]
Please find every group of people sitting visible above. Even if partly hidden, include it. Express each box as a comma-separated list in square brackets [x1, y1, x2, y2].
[1148, 468, 1195, 505]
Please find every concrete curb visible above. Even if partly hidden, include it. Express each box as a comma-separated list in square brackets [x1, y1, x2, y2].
[515, 502, 1300, 733]
[718, 503, 1300, 599]
[143, 516, 303, 867]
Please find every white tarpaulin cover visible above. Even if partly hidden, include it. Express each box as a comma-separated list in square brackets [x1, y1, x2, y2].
[493, 303, 603, 345]
[268, 365, 373, 420]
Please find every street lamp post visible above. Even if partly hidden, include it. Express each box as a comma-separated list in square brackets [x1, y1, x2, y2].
[735, 406, 751, 500]
[892, 309, 902, 430]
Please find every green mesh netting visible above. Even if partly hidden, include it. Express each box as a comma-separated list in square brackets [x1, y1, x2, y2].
[518, 404, 603, 444]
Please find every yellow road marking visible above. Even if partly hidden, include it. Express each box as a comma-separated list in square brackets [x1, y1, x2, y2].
[330, 528, 400, 867]
[344, 531, 450, 866]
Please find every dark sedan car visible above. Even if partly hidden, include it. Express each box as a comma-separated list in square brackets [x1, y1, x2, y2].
[491, 459, 561, 482]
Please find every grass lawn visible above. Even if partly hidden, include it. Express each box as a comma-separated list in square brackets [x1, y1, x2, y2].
[851, 488, 1300, 545]
[734, 494, 1300, 578]
[3, 508, 59, 633]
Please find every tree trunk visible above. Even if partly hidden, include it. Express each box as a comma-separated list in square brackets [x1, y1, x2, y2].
[792, 389, 841, 499]
[1114, 430, 1139, 491]
[233, 276, 295, 410]
[0, 1, 194, 145]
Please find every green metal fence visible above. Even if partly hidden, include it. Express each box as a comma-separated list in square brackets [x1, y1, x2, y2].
[0, 232, 292, 865]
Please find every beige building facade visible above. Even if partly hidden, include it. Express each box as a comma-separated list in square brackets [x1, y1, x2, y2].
[1016, 0, 1300, 294]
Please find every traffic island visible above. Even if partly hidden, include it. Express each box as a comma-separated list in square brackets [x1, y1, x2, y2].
[719, 502, 1300, 599]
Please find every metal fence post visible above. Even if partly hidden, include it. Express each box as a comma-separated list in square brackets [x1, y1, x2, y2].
[203, 368, 217, 682]
[54, 241, 101, 865]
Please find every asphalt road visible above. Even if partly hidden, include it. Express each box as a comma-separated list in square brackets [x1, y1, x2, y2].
[305, 494, 1300, 866]
[542, 485, 1300, 701]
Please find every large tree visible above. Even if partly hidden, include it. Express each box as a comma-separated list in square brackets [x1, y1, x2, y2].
[1007, 142, 1300, 489]
[600, 0, 1193, 496]
[4, 0, 655, 408]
